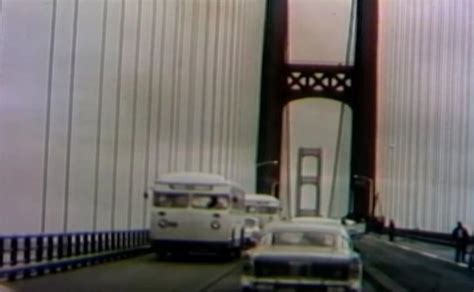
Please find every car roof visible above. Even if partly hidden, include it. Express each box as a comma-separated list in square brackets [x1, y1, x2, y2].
[264, 221, 347, 236]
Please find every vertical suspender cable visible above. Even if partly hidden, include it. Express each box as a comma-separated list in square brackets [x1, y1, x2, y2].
[328, 0, 356, 217]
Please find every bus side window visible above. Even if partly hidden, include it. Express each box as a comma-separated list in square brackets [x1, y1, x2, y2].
[231, 196, 238, 209]
[231, 194, 244, 210]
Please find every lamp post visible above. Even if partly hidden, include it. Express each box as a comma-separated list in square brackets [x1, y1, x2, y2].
[270, 181, 279, 198]
[353, 174, 375, 218]
[256, 160, 279, 168]
[256, 160, 279, 196]
[142, 188, 152, 229]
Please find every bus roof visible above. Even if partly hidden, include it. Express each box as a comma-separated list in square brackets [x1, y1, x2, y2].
[155, 172, 230, 186]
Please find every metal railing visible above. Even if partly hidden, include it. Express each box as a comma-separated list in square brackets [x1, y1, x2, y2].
[0, 229, 149, 280]
[368, 221, 474, 246]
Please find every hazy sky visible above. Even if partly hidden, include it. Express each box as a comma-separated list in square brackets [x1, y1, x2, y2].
[288, 0, 354, 65]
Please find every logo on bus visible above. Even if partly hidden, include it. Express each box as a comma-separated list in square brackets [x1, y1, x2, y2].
[158, 219, 178, 228]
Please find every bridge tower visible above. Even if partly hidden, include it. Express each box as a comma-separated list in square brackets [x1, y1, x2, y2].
[256, 0, 378, 219]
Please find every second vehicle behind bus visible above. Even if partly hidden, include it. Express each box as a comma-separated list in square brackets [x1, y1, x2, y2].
[244, 193, 281, 225]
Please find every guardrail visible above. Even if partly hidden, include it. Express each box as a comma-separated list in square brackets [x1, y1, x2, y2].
[0, 230, 150, 281]
[388, 228, 459, 246]
[366, 218, 474, 246]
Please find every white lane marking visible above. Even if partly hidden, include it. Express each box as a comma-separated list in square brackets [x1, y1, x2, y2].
[419, 251, 439, 259]
[197, 262, 242, 292]
[364, 263, 409, 292]
[0, 284, 16, 292]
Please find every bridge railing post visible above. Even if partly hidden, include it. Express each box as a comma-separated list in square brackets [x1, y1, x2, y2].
[0, 237, 4, 267]
[57, 235, 64, 259]
[46, 235, 54, 261]
[126, 231, 131, 249]
[66, 234, 72, 257]
[105, 232, 110, 251]
[111, 232, 116, 250]
[10, 237, 18, 266]
[91, 232, 96, 254]
[75, 234, 81, 256]
[24, 237, 31, 264]
[36, 236, 43, 262]
[97, 232, 103, 253]
[83, 233, 89, 255]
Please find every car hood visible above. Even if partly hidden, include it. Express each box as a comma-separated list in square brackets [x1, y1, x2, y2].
[248, 245, 356, 263]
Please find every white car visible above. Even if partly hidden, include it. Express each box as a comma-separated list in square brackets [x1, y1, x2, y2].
[241, 221, 363, 291]
[291, 216, 366, 239]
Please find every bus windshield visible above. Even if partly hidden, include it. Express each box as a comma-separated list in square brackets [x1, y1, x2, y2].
[246, 206, 278, 214]
[154, 192, 189, 208]
[191, 194, 230, 210]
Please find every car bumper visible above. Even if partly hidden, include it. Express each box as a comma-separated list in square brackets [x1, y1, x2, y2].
[241, 276, 361, 292]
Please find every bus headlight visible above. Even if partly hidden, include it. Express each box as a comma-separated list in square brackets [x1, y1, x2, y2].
[210, 220, 221, 230]
[242, 253, 254, 275]
[242, 260, 254, 275]
[327, 288, 346, 292]
[349, 258, 362, 280]
[158, 219, 167, 228]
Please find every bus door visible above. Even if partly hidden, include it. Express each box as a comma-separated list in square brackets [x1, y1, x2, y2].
[187, 193, 234, 243]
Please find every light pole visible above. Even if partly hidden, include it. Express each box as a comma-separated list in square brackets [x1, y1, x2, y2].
[142, 188, 153, 228]
[353, 174, 375, 218]
[256, 160, 279, 196]
[256, 160, 279, 168]
[270, 181, 279, 198]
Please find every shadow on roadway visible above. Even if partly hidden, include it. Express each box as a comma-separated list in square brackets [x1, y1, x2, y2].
[145, 252, 241, 264]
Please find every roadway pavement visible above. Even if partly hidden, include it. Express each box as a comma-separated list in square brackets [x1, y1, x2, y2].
[2, 254, 239, 292]
[1, 253, 376, 292]
[355, 233, 474, 291]
[5, 233, 472, 291]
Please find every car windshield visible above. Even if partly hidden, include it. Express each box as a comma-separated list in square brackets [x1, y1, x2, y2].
[153, 192, 189, 208]
[191, 194, 230, 210]
[272, 230, 337, 248]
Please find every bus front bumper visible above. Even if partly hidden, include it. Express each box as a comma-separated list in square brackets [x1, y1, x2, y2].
[151, 239, 236, 253]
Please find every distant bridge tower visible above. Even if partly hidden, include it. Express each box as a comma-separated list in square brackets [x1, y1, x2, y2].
[295, 148, 322, 216]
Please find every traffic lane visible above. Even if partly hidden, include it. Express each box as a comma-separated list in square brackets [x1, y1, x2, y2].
[355, 235, 474, 291]
[6, 253, 377, 292]
[205, 272, 376, 292]
[8, 254, 241, 292]
[205, 263, 375, 292]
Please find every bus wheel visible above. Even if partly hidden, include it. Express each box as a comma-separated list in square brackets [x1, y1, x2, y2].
[225, 248, 240, 260]
[155, 251, 166, 260]
[233, 248, 242, 259]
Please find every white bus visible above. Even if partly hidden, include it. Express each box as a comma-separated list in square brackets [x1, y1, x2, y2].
[244, 193, 281, 225]
[150, 172, 247, 258]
